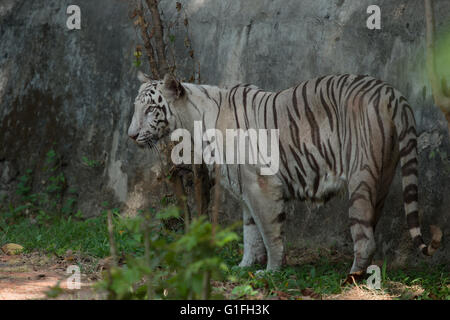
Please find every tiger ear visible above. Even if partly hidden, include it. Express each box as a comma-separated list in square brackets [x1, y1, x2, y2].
[162, 74, 185, 102]
[137, 71, 152, 83]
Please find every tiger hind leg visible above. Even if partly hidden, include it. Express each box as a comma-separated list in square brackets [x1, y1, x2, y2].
[345, 176, 396, 284]
[346, 118, 399, 283]
[347, 178, 378, 277]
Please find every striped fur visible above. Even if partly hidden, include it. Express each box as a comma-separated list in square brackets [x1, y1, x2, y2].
[128, 72, 442, 274]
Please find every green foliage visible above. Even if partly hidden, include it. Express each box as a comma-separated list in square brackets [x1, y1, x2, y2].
[16, 169, 33, 199]
[225, 256, 346, 299]
[231, 284, 259, 298]
[387, 265, 449, 300]
[220, 249, 449, 300]
[81, 156, 102, 168]
[0, 210, 143, 258]
[434, 30, 450, 80]
[62, 197, 77, 215]
[133, 49, 142, 68]
[45, 282, 64, 298]
[6, 149, 75, 222]
[98, 209, 239, 300]
[45, 173, 65, 194]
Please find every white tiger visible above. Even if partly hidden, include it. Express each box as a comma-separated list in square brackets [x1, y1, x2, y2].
[128, 72, 441, 280]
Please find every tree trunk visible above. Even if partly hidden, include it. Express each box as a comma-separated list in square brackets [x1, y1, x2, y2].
[136, 3, 160, 79]
[145, 0, 169, 76]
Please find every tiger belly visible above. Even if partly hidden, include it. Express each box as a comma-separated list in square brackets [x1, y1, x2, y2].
[308, 172, 346, 204]
[284, 169, 347, 205]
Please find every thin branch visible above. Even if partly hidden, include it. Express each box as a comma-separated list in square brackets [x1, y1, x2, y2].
[193, 164, 204, 217]
[211, 164, 221, 241]
[201, 270, 211, 300]
[143, 212, 154, 300]
[200, 165, 221, 300]
[107, 210, 118, 267]
[171, 173, 190, 231]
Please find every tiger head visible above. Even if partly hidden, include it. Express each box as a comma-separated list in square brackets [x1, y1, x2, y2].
[128, 72, 185, 148]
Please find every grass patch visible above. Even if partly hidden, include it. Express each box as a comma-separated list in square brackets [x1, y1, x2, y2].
[0, 212, 143, 258]
[387, 264, 449, 300]
[216, 241, 449, 300]
[216, 243, 346, 299]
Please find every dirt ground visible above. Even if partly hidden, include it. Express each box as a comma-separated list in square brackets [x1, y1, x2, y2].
[0, 249, 430, 300]
[0, 251, 103, 300]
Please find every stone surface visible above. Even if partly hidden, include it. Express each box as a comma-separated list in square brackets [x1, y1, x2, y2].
[0, 0, 449, 265]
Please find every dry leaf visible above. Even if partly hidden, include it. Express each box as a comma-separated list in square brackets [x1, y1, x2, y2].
[184, 37, 191, 48]
[273, 290, 290, 300]
[97, 256, 114, 271]
[1, 243, 24, 256]
[65, 256, 75, 262]
[301, 288, 321, 299]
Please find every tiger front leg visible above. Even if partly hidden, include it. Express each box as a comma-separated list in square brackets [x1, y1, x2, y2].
[238, 206, 267, 267]
[242, 172, 286, 271]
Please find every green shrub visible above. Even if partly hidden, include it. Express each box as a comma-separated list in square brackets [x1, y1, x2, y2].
[98, 208, 238, 300]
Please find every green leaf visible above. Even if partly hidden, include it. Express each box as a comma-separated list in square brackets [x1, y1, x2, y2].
[231, 285, 258, 298]
[156, 206, 180, 220]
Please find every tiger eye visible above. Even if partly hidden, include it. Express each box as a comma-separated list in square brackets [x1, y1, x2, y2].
[145, 106, 154, 114]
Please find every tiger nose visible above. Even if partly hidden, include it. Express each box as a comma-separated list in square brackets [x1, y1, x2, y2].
[129, 133, 139, 141]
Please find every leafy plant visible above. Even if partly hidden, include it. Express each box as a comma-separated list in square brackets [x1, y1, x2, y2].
[382, 259, 388, 283]
[2, 148, 77, 225]
[16, 169, 32, 199]
[98, 208, 239, 300]
[231, 284, 259, 298]
[82, 156, 102, 168]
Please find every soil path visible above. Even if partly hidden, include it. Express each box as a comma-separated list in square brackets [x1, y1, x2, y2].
[0, 249, 425, 300]
[0, 252, 100, 300]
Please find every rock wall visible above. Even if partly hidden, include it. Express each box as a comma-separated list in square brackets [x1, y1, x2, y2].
[0, 0, 449, 265]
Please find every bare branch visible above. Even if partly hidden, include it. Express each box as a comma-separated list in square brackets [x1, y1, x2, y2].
[170, 172, 190, 230]
[211, 165, 221, 240]
[143, 212, 153, 300]
[193, 164, 210, 217]
[201, 270, 211, 299]
[107, 210, 118, 268]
